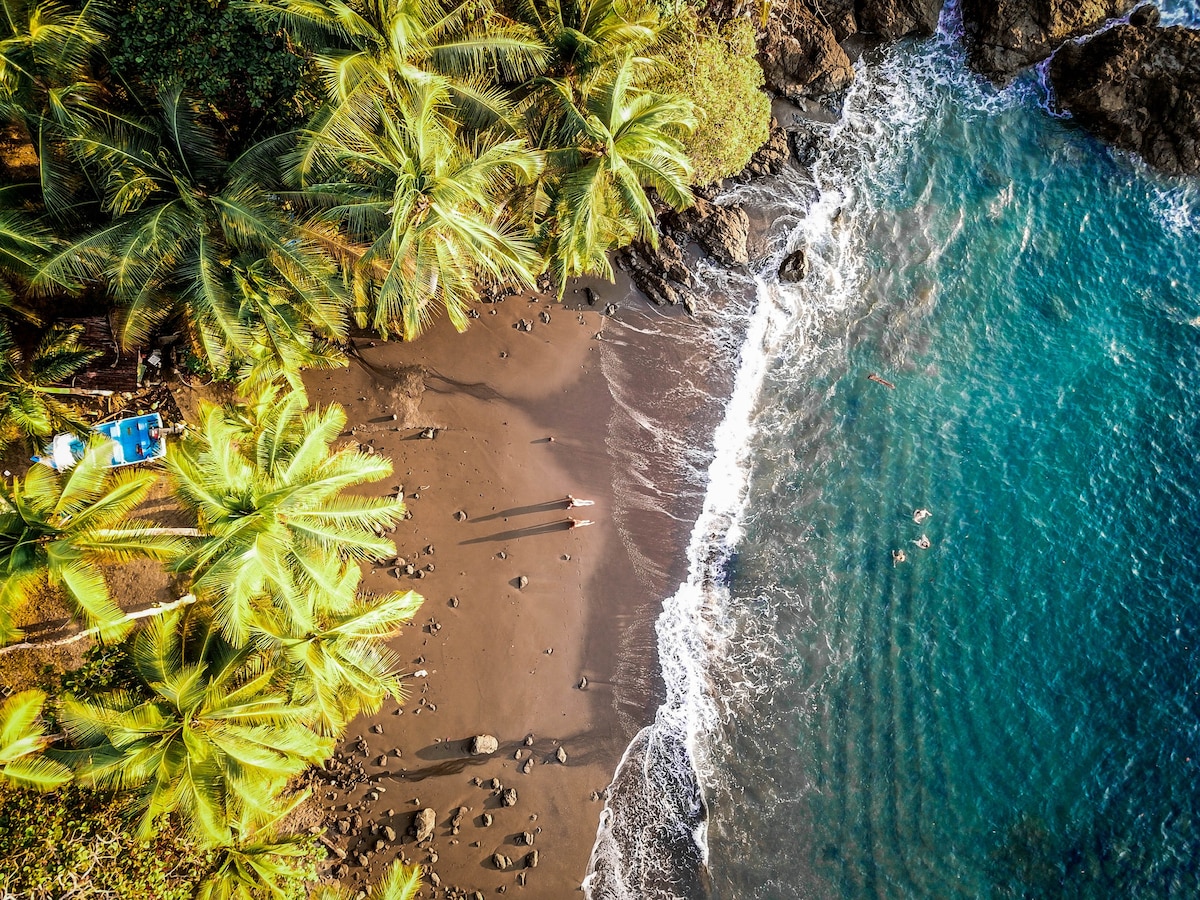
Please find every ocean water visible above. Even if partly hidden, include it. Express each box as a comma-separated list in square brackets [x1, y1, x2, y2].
[587, 3, 1200, 898]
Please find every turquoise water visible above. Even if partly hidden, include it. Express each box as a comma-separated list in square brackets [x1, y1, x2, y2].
[698, 13, 1200, 899]
[586, 6, 1200, 898]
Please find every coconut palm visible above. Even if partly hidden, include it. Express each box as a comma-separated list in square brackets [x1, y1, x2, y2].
[252, 559, 422, 734]
[248, 0, 546, 145]
[0, 688, 72, 790]
[311, 861, 423, 900]
[295, 80, 542, 338]
[60, 610, 333, 843]
[0, 0, 111, 212]
[0, 443, 184, 645]
[0, 198, 51, 341]
[35, 88, 346, 376]
[196, 800, 314, 900]
[0, 321, 99, 454]
[168, 389, 407, 645]
[538, 52, 694, 294]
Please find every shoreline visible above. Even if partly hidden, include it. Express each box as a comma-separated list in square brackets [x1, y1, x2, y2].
[305, 278, 715, 897]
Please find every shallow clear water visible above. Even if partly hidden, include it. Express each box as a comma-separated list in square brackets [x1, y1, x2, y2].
[587, 5, 1200, 898]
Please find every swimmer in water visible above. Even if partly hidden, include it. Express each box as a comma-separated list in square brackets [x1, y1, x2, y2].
[892, 549, 907, 566]
[913, 508, 932, 524]
[913, 535, 931, 549]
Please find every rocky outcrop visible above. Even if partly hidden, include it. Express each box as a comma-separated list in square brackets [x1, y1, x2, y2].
[759, 4, 855, 102]
[819, 0, 944, 41]
[1050, 14, 1200, 176]
[960, 0, 1136, 81]
[742, 118, 792, 178]
[672, 197, 750, 267]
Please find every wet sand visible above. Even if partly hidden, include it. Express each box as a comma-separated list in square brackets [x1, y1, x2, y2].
[305, 285, 693, 897]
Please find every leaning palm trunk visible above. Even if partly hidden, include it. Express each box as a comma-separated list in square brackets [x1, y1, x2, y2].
[0, 593, 197, 657]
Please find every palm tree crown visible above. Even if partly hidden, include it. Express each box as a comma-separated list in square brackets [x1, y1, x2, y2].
[36, 89, 346, 377]
[0, 444, 183, 644]
[0, 321, 98, 454]
[295, 79, 543, 338]
[60, 611, 333, 843]
[169, 388, 407, 643]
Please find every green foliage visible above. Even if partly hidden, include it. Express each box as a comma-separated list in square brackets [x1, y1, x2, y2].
[0, 689, 72, 790]
[58, 638, 143, 697]
[0, 785, 213, 899]
[109, 0, 318, 139]
[0, 321, 98, 455]
[311, 860, 423, 900]
[649, 8, 770, 186]
[169, 387, 408, 644]
[0, 445, 185, 645]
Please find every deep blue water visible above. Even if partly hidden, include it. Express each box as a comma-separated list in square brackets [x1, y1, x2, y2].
[587, 4, 1200, 898]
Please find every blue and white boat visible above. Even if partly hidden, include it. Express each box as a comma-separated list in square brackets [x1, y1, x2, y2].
[38, 413, 167, 470]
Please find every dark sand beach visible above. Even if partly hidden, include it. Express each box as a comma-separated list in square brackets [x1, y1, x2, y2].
[304, 282, 713, 897]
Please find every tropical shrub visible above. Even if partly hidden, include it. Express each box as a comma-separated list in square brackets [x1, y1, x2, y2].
[648, 8, 770, 186]
[0, 321, 98, 455]
[0, 785, 214, 900]
[0, 689, 72, 790]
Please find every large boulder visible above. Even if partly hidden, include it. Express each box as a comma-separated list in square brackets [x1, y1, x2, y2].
[469, 734, 498, 755]
[671, 197, 751, 267]
[961, 0, 1136, 81]
[820, 0, 944, 40]
[1050, 18, 1200, 176]
[758, 4, 855, 102]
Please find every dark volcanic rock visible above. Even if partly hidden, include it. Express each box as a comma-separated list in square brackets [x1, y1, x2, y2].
[960, 0, 1136, 81]
[669, 197, 750, 267]
[820, 0, 944, 40]
[743, 118, 792, 178]
[1051, 20, 1200, 175]
[758, 3, 855, 102]
[778, 246, 809, 282]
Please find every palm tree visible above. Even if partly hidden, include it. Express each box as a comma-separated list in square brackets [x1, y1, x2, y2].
[253, 559, 422, 734]
[35, 88, 347, 379]
[295, 80, 543, 338]
[0, 321, 100, 454]
[0, 443, 184, 645]
[248, 0, 546, 143]
[0, 688, 72, 790]
[538, 52, 695, 295]
[0, 0, 110, 212]
[0, 198, 52, 342]
[311, 861, 423, 900]
[60, 610, 333, 844]
[168, 388, 407, 644]
[198, 832, 314, 900]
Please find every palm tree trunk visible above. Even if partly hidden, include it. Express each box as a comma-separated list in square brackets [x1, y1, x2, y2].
[0, 594, 197, 657]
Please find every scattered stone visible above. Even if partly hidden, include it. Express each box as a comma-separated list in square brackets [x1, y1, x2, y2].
[578, 676, 588, 689]
[451, 807, 468, 829]
[429, 872, 442, 888]
[498, 551, 507, 559]
[470, 734, 499, 755]
[493, 852, 512, 870]
[514, 749, 524, 760]
[524, 734, 535, 746]
[502, 788, 518, 807]
[556, 747, 568, 764]
[490, 778, 502, 790]
[449, 596, 460, 608]
[455, 509, 468, 521]
[414, 808, 436, 843]
[383, 826, 396, 841]
[355, 853, 369, 867]
[376, 755, 387, 766]
[603, 303, 617, 316]
[522, 831, 535, 846]
[526, 850, 539, 869]
[482, 813, 493, 827]
[585, 287, 599, 305]
[517, 575, 528, 589]
[522, 759, 534, 775]
[539, 311, 551, 323]
[420, 428, 437, 439]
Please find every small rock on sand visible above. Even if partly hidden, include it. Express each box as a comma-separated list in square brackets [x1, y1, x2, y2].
[526, 850, 539, 868]
[414, 808, 436, 843]
[578, 676, 588, 689]
[502, 788, 518, 807]
[556, 747, 568, 764]
[522, 759, 533, 775]
[470, 734, 499, 755]
[493, 852, 512, 870]
[517, 575, 528, 589]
